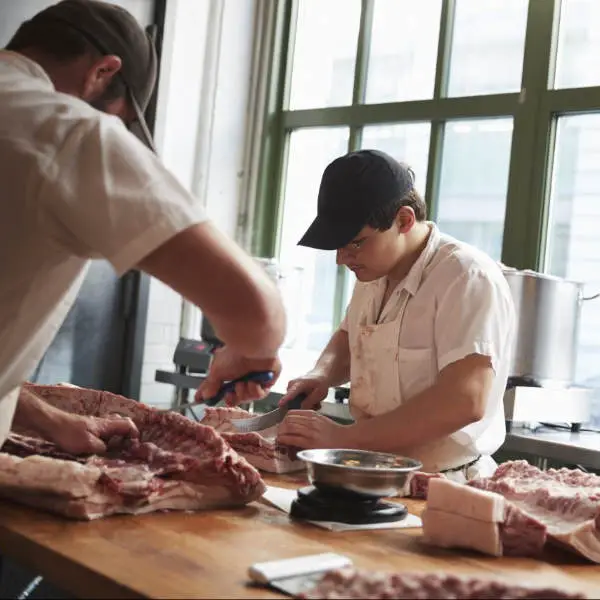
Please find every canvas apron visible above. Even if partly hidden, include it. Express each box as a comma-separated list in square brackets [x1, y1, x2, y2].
[348, 286, 497, 482]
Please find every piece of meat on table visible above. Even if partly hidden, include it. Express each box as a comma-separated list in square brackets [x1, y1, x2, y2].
[198, 406, 257, 433]
[427, 475, 505, 521]
[406, 470, 445, 499]
[298, 568, 587, 599]
[469, 460, 600, 562]
[422, 507, 504, 556]
[0, 384, 266, 520]
[422, 460, 600, 563]
[200, 406, 305, 474]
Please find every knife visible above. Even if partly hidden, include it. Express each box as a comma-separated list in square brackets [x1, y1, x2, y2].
[248, 553, 353, 596]
[229, 392, 307, 433]
[166, 371, 275, 417]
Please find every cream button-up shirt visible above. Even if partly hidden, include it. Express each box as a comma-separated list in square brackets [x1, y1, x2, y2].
[0, 51, 205, 444]
[341, 224, 516, 473]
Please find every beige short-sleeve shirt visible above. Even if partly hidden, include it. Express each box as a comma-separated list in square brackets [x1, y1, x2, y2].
[0, 51, 206, 441]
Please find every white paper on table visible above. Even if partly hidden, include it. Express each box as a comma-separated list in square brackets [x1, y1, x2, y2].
[262, 485, 422, 532]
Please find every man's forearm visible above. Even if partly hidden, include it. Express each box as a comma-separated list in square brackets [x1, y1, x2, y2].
[313, 329, 351, 387]
[347, 354, 493, 454]
[13, 388, 66, 437]
[348, 381, 482, 455]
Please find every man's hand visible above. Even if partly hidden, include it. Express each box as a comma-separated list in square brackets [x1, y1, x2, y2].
[195, 346, 281, 406]
[279, 372, 331, 410]
[277, 410, 351, 449]
[48, 414, 139, 455]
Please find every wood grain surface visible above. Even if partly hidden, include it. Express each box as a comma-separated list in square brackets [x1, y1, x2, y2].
[0, 472, 598, 599]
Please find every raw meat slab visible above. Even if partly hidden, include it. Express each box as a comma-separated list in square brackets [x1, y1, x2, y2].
[199, 406, 305, 474]
[468, 460, 600, 562]
[421, 460, 600, 563]
[0, 384, 265, 520]
[299, 568, 586, 599]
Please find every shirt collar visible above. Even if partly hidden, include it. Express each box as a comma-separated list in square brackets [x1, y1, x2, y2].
[401, 222, 440, 296]
[0, 50, 54, 89]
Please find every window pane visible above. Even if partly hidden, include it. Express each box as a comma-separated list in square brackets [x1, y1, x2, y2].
[288, 0, 361, 110]
[361, 122, 431, 196]
[279, 127, 350, 352]
[343, 271, 356, 314]
[554, 0, 600, 89]
[365, 0, 442, 104]
[447, 0, 528, 97]
[545, 114, 600, 426]
[436, 118, 513, 259]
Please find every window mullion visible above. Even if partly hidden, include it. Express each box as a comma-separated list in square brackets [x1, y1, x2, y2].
[351, 0, 375, 106]
[332, 0, 375, 330]
[432, 0, 456, 100]
[252, 0, 297, 258]
[425, 0, 456, 221]
[501, 0, 559, 269]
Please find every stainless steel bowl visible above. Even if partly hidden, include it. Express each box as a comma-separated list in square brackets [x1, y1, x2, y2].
[296, 449, 422, 499]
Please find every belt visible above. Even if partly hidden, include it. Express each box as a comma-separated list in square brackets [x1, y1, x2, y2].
[441, 455, 482, 474]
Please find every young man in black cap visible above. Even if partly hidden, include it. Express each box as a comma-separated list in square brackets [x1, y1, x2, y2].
[0, 0, 285, 454]
[277, 149, 516, 481]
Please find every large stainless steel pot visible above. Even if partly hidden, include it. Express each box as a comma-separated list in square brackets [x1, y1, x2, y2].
[502, 268, 599, 387]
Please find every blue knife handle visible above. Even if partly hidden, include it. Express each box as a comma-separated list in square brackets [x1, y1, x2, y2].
[284, 392, 307, 411]
[204, 371, 275, 406]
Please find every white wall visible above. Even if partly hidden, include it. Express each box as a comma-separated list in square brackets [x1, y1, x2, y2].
[140, 0, 259, 407]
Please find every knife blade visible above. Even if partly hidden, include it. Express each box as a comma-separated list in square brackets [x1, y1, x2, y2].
[229, 393, 307, 433]
[248, 553, 353, 597]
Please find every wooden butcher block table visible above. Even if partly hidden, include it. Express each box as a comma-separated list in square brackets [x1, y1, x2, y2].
[0, 472, 598, 599]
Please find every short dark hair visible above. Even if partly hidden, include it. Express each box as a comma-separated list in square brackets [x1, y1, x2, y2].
[366, 188, 428, 230]
[6, 20, 126, 102]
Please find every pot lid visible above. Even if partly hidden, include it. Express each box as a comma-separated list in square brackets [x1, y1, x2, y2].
[501, 267, 584, 287]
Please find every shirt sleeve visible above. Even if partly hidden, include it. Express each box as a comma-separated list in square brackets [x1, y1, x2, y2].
[434, 269, 514, 373]
[39, 114, 206, 276]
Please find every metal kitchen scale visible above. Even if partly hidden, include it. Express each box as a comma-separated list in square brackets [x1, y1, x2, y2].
[290, 485, 407, 525]
[289, 449, 418, 526]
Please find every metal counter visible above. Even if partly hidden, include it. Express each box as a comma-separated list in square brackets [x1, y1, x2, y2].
[501, 426, 600, 470]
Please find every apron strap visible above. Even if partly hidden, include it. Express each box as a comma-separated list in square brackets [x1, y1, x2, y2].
[441, 455, 482, 474]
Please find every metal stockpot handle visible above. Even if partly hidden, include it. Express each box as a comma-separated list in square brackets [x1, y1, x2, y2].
[582, 292, 600, 301]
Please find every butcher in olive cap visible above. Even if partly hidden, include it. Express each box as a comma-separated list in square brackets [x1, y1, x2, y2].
[0, 1, 285, 454]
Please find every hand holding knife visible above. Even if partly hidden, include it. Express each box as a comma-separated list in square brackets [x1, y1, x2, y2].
[176, 370, 275, 413]
[169, 371, 310, 433]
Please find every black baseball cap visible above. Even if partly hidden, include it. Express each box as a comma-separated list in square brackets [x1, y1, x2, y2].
[298, 149, 416, 251]
[24, 0, 157, 151]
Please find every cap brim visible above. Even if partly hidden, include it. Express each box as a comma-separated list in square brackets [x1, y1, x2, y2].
[298, 215, 363, 250]
[130, 92, 157, 153]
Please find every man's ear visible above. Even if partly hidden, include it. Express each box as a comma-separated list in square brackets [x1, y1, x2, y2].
[396, 206, 416, 234]
[81, 55, 122, 101]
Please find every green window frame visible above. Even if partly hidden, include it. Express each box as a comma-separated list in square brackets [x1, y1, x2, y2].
[251, 0, 600, 330]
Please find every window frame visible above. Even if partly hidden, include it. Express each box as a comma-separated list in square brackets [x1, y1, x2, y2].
[251, 0, 600, 329]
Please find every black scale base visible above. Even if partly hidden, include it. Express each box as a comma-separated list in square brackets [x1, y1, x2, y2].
[289, 485, 408, 525]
